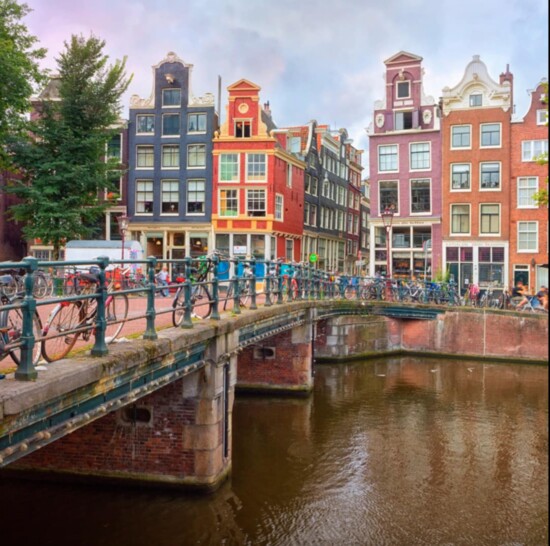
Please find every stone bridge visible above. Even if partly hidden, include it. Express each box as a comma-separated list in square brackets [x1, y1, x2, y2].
[0, 300, 547, 491]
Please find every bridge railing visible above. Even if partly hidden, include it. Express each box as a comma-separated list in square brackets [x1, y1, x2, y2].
[1, 256, 520, 381]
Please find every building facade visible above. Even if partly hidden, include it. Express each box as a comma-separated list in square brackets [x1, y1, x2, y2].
[211, 79, 304, 273]
[441, 55, 513, 290]
[368, 51, 442, 279]
[510, 79, 548, 291]
[126, 52, 218, 273]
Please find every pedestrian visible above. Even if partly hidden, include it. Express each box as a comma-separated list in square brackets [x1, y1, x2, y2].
[512, 280, 529, 309]
[536, 286, 548, 311]
[155, 266, 170, 297]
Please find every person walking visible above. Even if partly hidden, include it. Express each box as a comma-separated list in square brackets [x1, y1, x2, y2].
[155, 266, 170, 297]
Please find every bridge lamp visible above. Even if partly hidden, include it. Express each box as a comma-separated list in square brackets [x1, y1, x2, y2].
[381, 206, 395, 278]
[117, 214, 130, 261]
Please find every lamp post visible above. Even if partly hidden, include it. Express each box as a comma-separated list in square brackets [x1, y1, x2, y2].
[381, 206, 395, 300]
[116, 214, 129, 261]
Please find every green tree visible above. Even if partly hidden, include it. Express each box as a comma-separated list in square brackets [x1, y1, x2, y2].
[7, 34, 131, 259]
[0, 0, 46, 170]
[532, 82, 548, 206]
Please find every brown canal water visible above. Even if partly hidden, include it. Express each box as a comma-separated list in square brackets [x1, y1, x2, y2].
[1, 356, 548, 545]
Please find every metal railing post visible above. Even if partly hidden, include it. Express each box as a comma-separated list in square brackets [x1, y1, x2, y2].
[143, 257, 158, 340]
[210, 254, 220, 320]
[232, 264, 241, 314]
[91, 256, 109, 356]
[264, 259, 272, 307]
[249, 258, 257, 310]
[296, 263, 303, 301]
[181, 257, 194, 327]
[14, 257, 38, 381]
[277, 263, 284, 304]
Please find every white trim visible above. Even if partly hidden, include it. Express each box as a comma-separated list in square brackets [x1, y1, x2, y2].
[450, 203, 471, 236]
[135, 114, 155, 135]
[161, 143, 180, 170]
[409, 141, 431, 172]
[450, 162, 472, 192]
[136, 144, 154, 170]
[161, 113, 181, 137]
[479, 122, 502, 149]
[378, 179, 400, 216]
[517, 221, 539, 253]
[187, 143, 207, 169]
[517, 176, 539, 209]
[275, 193, 284, 221]
[409, 177, 432, 215]
[218, 153, 240, 183]
[377, 143, 399, 174]
[245, 152, 267, 183]
[218, 187, 239, 218]
[479, 161, 502, 191]
[450, 124, 472, 150]
[161, 87, 182, 108]
[536, 109, 548, 125]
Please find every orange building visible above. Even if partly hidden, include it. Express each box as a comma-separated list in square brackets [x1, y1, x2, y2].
[212, 80, 305, 272]
[441, 56, 513, 291]
[510, 80, 548, 291]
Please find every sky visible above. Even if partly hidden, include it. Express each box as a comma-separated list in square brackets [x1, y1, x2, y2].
[22, 0, 549, 171]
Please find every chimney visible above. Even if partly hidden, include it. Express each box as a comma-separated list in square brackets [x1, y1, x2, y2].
[499, 64, 514, 112]
[263, 100, 271, 116]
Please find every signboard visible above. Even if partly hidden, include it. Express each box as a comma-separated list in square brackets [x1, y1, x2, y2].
[233, 246, 247, 255]
[309, 253, 318, 263]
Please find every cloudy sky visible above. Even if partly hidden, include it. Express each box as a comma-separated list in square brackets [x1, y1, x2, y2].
[23, 0, 548, 170]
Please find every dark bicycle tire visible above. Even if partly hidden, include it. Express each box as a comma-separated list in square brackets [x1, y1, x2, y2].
[2, 276, 18, 298]
[41, 301, 82, 362]
[191, 285, 212, 319]
[32, 272, 49, 299]
[105, 292, 129, 342]
[239, 280, 251, 308]
[172, 288, 186, 326]
[4, 301, 42, 366]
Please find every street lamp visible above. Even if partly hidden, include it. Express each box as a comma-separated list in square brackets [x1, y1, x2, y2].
[381, 205, 395, 278]
[116, 214, 129, 261]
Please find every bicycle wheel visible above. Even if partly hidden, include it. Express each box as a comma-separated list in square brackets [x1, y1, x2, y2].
[2, 276, 17, 298]
[105, 292, 129, 342]
[239, 280, 251, 308]
[172, 288, 187, 326]
[5, 302, 42, 366]
[191, 285, 212, 319]
[344, 286, 356, 300]
[33, 272, 49, 299]
[41, 301, 81, 362]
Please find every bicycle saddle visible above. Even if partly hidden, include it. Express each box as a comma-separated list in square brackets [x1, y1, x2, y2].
[79, 273, 100, 283]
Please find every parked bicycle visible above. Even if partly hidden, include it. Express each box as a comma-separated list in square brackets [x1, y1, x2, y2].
[0, 268, 51, 299]
[0, 276, 42, 366]
[223, 260, 254, 311]
[41, 268, 129, 362]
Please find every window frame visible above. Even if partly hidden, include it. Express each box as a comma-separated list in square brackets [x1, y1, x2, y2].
[517, 177, 538, 208]
[409, 178, 431, 215]
[246, 189, 267, 217]
[469, 93, 482, 107]
[136, 145, 154, 169]
[378, 144, 399, 173]
[187, 112, 207, 133]
[450, 163, 471, 191]
[187, 144, 206, 169]
[450, 203, 471, 235]
[160, 179, 179, 215]
[480, 123, 501, 148]
[522, 139, 549, 162]
[396, 81, 411, 99]
[219, 188, 239, 217]
[136, 114, 155, 135]
[479, 161, 501, 191]
[136, 179, 154, 215]
[409, 141, 431, 171]
[536, 109, 548, 126]
[450, 125, 472, 149]
[186, 179, 206, 215]
[162, 88, 181, 107]
[161, 144, 180, 169]
[479, 203, 501, 236]
[162, 113, 180, 136]
[219, 153, 240, 183]
[517, 221, 538, 252]
[246, 153, 267, 183]
[378, 180, 399, 215]
[275, 193, 284, 221]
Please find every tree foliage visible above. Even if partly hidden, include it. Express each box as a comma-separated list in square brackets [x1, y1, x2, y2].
[6, 34, 131, 259]
[532, 82, 548, 206]
[0, 0, 46, 169]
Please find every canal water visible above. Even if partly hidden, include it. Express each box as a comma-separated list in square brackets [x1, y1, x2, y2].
[2, 357, 548, 545]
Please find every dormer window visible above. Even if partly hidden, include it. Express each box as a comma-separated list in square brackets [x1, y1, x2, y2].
[235, 120, 251, 138]
[396, 81, 410, 99]
[469, 93, 482, 107]
[162, 88, 181, 107]
[395, 111, 413, 130]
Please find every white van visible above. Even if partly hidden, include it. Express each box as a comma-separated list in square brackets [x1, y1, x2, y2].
[64, 240, 144, 270]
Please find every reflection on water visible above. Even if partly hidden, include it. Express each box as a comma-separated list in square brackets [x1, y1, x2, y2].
[1, 357, 548, 545]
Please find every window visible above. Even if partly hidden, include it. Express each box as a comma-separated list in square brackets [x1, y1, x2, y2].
[136, 180, 153, 213]
[451, 164, 470, 190]
[187, 179, 205, 214]
[480, 123, 501, 147]
[410, 179, 431, 213]
[451, 125, 471, 148]
[469, 93, 482, 107]
[275, 194, 283, 221]
[518, 222, 538, 251]
[246, 153, 266, 182]
[517, 177, 538, 208]
[310, 204, 318, 226]
[219, 188, 238, 217]
[286, 239, 294, 261]
[136, 145, 154, 168]
[522, 140, 548, 161]
[161, 180, 179, 213]
[305, 174, 311, 194]
[162, 114, 180, 136]
[379, 181, 398, 213]
[162, 88, 181, 106]
[480, 204, 500, 234]
[410, 142, 430, 170]
[396, 81, 410, 98]
[107, 134, 121, 161]
[287, 164, 292, 188]
[378, 145, 398, 172]
[451, 204, 470, 234]
[246, 189, 266, 217]
[480, 162, 500, 189]
[311, 177, 318, 196]
[478, 247, 505, 286]
[537, 109, 548, 125]
[395, 111, 413, 130]
[187, 144, 206, 168]
[304, 202, 310, 225]
[136, 115, 154, 134]
[235, 120, 251, 138]
[219, 154, 239, 182]
[162, 145, 179, 168]
[187, 113, 206, 132]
